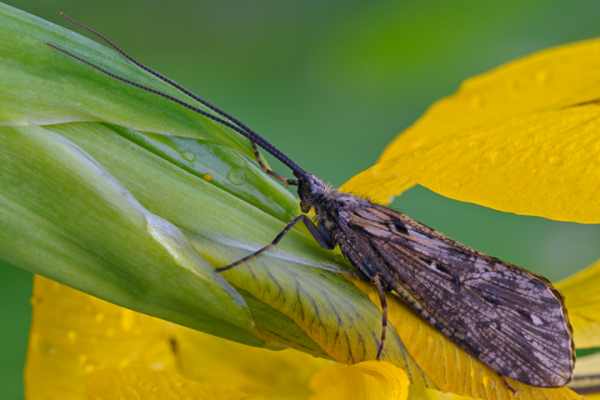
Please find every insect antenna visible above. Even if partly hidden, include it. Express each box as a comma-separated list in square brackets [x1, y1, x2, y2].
[58, 13, 260, 143]
[46, 41, 308, 178]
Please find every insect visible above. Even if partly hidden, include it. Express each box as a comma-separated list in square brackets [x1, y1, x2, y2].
[48, 15, 574, 388]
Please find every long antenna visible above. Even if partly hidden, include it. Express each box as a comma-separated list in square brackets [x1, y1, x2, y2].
[46, 46, 307, 177]
[59, 13, 259, 143]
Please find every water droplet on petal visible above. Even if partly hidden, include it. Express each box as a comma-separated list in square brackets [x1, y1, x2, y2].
[482, 375, 490, 387]
[486, 150, 499, 165]
[150, 361, 166, 371]
[535, 69, 548, 84]
[120, 309, 135, 332]
[548, 155, 563, 166]
[79, 354, 88, 365]
[469, 94, 483, 109]
[67, 330, 77, 343]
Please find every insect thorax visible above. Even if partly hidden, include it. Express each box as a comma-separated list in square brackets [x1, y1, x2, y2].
[296, 173, 331, 213]
[297, 173, 365, 214]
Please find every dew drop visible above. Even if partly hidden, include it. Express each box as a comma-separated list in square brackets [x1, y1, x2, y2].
[80, 355, 99, 374]
[67, 330, 78, 343]
[548, 155, 562, 166]
[120, 309, 135, 332]
[467, 139, 479, 148]
[482, 375, 490, 387]
[486, 150, 499, 164]
[79, 354, 88, 365]
[469, 94, 483, 108]
[535, 69, 548, 84]
[227, 168, 247, 185]
[182, 151, 195, 162]
[150, 361, 166, 371]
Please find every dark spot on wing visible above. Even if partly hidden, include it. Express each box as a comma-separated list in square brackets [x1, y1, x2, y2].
[530, 278, 549, 290]
[481, 293, 501, 306]
[391, 219, 409, 235]
[515, 308, 532, 321]
[434, 263, 451, 275]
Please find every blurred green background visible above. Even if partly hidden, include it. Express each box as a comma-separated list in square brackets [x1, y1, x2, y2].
[3, 0, 600, 398]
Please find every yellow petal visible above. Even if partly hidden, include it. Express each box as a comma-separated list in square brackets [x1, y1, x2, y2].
[557, 259, 600, 348]
[309, 361, 409, 400]
[26, 276, 177, 400]
[342, 38, 600, 223]
[354, 279, 581, 400]
[413, 386, 480, 400]
[86, 367, 244, 400]
[172, 325, 331, 399]
[25, 275, 337, 400]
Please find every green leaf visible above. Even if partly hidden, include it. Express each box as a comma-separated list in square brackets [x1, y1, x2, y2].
[0, 2, 244, 148]
[0, 0, 426, 380]
[0, 124, 256, 343]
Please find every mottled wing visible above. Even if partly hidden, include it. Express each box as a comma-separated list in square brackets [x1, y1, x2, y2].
[343, 204, 574, 387]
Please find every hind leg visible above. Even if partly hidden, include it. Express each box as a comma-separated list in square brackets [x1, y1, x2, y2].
[373, 274, 388, 360]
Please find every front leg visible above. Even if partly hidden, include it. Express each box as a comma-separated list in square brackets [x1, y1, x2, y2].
[251, 142, 298, 186]
[302, 216, 335, 250]
[216, 215, 334, 272]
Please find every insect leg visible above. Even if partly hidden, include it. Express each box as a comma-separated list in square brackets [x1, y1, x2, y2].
[302, 217, 335, 249]
[373, 274, 388, 360]
[502, 377, 518, 395]
[216, 215, 333, 272]
[251, 142, 298, 186]
[216, 215, 304, 272]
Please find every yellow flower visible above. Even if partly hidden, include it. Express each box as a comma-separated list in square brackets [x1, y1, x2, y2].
[23, 35, 600, 399]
